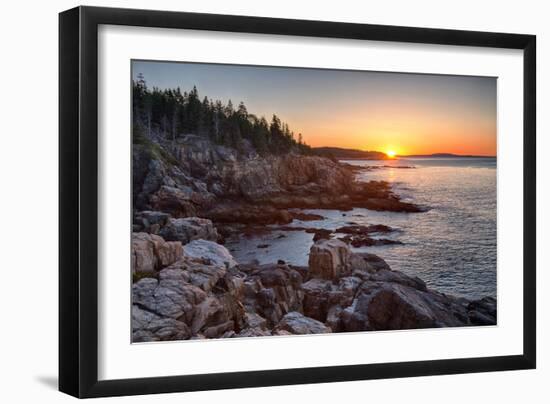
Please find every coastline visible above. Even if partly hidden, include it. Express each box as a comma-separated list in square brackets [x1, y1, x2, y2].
[132, 236, 496, 342]
[131, 134, 496, 341]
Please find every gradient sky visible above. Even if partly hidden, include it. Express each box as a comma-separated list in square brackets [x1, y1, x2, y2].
[132, 60, 497, 156]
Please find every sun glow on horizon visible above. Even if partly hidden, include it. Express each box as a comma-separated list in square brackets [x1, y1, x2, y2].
[133, 61, 497, 156]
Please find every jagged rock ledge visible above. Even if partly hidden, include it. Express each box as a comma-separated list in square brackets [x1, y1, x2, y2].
[133, 135, 426, 231]
[132, 235, 496, 342]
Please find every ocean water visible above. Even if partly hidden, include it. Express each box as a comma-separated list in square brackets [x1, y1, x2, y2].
[226, 157, 497, 300]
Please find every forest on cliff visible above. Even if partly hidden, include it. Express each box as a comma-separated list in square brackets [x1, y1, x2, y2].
[132, 74, 312, 156]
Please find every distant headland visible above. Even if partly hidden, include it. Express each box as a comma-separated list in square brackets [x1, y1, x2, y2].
[313, 147, 495, 159]
[313, 147, 389, 160]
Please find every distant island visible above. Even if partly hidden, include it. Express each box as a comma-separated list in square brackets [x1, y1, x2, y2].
[312, 147, 389, 160]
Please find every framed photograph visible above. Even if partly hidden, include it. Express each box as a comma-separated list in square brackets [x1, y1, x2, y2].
[59, 6, 536, 398]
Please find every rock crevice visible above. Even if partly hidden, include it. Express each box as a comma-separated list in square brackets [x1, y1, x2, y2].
[132, 238, 496, 341]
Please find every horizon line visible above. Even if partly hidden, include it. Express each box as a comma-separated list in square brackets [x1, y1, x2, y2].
[312, 146, 496, 158]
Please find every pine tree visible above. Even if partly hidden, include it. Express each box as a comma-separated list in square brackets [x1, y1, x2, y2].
[132, 77, 310, 155]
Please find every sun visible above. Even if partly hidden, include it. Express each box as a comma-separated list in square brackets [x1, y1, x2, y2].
[386, 150, 397, 158]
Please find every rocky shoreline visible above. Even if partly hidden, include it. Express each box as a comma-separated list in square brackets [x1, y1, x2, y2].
[131, 134, 496, 342]
[133, 135, 425, 230]
[132, 235, 496, 341]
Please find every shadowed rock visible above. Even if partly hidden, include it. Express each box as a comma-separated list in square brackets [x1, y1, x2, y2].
[341, 282, 463, 331]
[335, 224, 394, 234]
[131, 235, 495, 342]
[290, 211, 325, 221]
[132, 305, 191, 342]
[159, 217, 219, 244]
[274, 312, 332, 334]
[134, 210, 171, 234]
[468, 296, 497, 325]
[133, 135, 426, 232]
[242, 263, 304, 326]
[338, 234, 402, 247]
[150, 185, 199, 217]
[133, 272, 206, 323]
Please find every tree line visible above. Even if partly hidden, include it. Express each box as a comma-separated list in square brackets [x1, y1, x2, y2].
[132, 73, 312, 155]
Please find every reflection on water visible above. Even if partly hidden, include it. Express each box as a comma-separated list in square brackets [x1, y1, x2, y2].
[226, 157, 497, 300]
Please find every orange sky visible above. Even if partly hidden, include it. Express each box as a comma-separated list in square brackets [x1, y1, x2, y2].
[294, 99, 497, 156]
[135, 62, 497, 156]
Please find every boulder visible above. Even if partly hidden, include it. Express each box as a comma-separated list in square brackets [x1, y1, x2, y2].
[235, 327, 272, 338]
[468, 296, 497, 325]
[335, 224, 393, 234]
[326, 305, 344, 331]
[338, 234, 402, 247]
[183, 239, 238, 269]
[349, 252, 391, 273]
[165, 256, 227, 293]
[159, 217, 219, 244]
[202, 320, 235, 338]
[308, 239, 351, 280]
[253, 264, 303, 289]
[134, 210, 171, 234]
[243, 312, 268, 330]
[210, 280, 247, 332]
[132, 305, 191, 342]
[301, 278, 334, 321]
[133, 271, 207, 323]
[272, 329, 293, 336]
[149, 185, 198, 217]
[340, 282, 469, 332]
[309, 228, 332, 242]
[132, 256, 248, 341]
[155, 239, 183, 268]
[243, 264, 304, 325]
[364, 284, 437, 330]
[132, 235, 157, 274]
[301, 276, 361, 322]
[190, 296, 233, 335]
[290, 211, 325, 221]
[131, 232, 183, 273]
[362, 197, 425, 213]
[274, 312, 331, 334]
[365, 269, 427, 292]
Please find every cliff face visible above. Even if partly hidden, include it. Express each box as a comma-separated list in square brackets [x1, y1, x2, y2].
[133, 134, 421, 228]
[219, 154, 355, 199]
[134, 135, 353, 202]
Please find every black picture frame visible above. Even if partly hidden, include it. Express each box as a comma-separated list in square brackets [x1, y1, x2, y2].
[59, 5, 536, 398]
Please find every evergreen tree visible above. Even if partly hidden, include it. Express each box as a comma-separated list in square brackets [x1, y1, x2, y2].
[132, 76, 311, 155]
